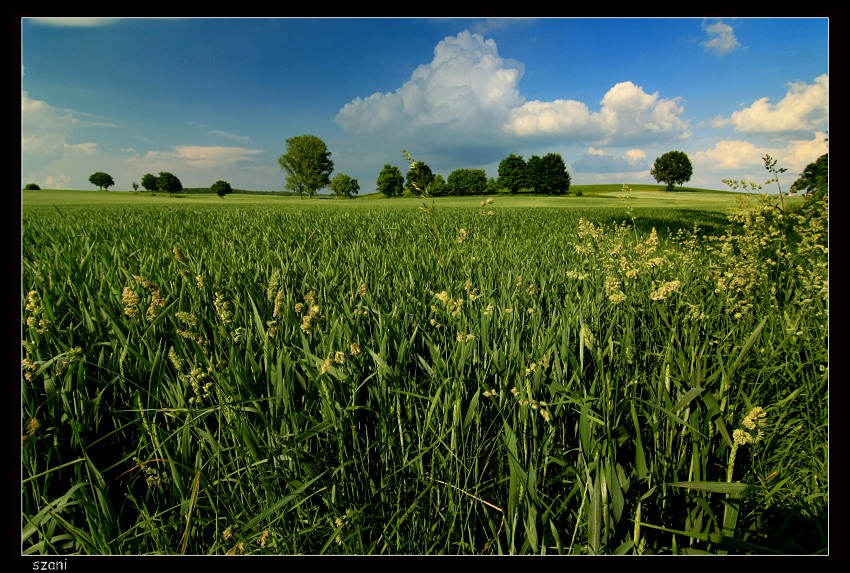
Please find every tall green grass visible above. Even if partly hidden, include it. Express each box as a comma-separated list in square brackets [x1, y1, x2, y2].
[21, 191, 828, 555]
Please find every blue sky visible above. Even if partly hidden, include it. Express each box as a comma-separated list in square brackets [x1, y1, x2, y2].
[21, 17, 829, 193]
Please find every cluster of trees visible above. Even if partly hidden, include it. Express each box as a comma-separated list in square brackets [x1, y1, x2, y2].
[139, 172, 183, 194]
[79, 145, 693, 198]
[277, 134, 360, 199]
[498, 153, 571, 195]
[139, 175, 233, 197]
[86, 171, 189, 194]
[85, 170, 234, 198]
[374, 152, 572, 198]
[329, 173, 360, 198]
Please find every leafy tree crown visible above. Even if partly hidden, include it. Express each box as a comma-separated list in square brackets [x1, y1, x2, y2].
[278, 134, 334, 198]
[211, 180, 233, 198]
[89, 172, 115, 191]
[330, 173, 360, 198]
[791, 153, 828, 198]
[157, 172, 183, 194]
[141, 173, 159, 192]
[650, 150, 693, 191]
[497, 154, 528, 194]
[377, 164, 405, 197]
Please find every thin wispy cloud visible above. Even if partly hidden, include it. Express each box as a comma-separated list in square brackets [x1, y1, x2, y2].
[701, 19, 742, 56]
[573, 147, 651, 174]
[209, 130, 252, 143]
[124, 145, 266, 185]
[30, 18, 122, 28]
[21, 92, 74, 158]
[469, 18, 535, 35]
[173, 145, 263, 168]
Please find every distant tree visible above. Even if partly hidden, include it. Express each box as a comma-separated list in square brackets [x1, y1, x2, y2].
[650, 150, 693, 191]
[330, 173, 360, 198]
[157, 172, 183, 195]
[141, 173, 159, 192]
[23, 183, 40, 190]
[523, 153, 571, 195]
[526, 155, 544, 194]
[538, 152, 571, 195]
[429, 174, 448, 197]
[447, 168, 488, 196]
[791, 153, 828, 198]
[485, 177, 503, 195]
[211, 180, 233, 198]
[89, 172, 115, 191]
[132, 181, 139, 192]
[278, 134, 334, 198]
[376, 164, 405, 197]
[497, 154, 527, 194]
[405, 159, 435, 196]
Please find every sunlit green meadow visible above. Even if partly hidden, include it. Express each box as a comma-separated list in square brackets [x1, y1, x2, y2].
[21, 188, 827, 555]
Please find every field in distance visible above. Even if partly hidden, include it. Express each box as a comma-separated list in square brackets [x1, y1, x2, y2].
[23, 184, 802, 213]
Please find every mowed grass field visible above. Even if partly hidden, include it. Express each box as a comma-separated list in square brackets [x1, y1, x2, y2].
[21, 187, 827, 555]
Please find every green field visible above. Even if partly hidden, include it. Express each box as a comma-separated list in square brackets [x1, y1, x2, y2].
[21, 188, 828, 555]
[23, 184, 793, 208]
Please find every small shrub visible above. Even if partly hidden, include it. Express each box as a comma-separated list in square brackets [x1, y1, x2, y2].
[24, 183, 41, 190]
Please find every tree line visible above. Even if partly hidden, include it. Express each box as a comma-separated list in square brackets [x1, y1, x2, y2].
[48, 134, 825, 199]
[78, 171, 235, 198]
[375, 151, 572, 198]
[277, 134, 577, 199]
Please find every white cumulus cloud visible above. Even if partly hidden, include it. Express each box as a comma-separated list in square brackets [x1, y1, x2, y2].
[503, 99, 598, 138]
[714, 74, 828, 135]
[21, 92, 74, 159]
[336, 30, 691, 169]
[42, 174, 72, 189]
[597, 82, 689, 140]
[505, 81, 689, 144]
[692, 140, 766, 171]
[783, 132, 829, 174]
[691, 133, 828, 190]
[625, 149, 647, 164]
[336, 30, 525, 143]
